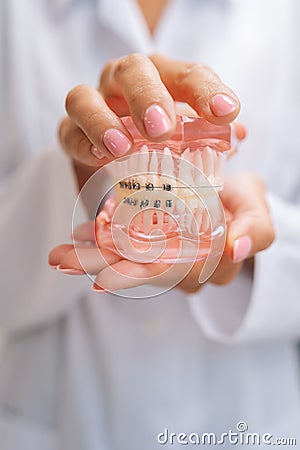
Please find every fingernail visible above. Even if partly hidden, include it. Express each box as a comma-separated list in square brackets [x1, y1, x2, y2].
[210, 94, 239, 117]
[57, 266, 85, 275]
[92, 283, 107, 293]
[102, 129, 132, 157]
[48, 263, 59, 269]
[144, 104, 172, 138]
[91, 146, 106, 160]
[233, 236, 252, 263]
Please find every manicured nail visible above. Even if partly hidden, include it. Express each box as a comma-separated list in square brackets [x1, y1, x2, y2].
[144, 104, 172, 138]
[102, 129, 131, 157]
[92, 283, 107, 293]
[57, 266, 85, 275]
[48, 263, 59, 269]
[91, 146, 106, 160]
[210, 94, 238, 117]
[233, 236, 252, 263]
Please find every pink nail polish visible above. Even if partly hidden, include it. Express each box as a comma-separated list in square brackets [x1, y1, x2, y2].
[92, 283, 107, 293]
[210, 94, 238, 117]
[103, 129, 131, 157]
[91, 146, 106, 160]
[233, 236, 252, 263]
[57, 266, 85, 275]
[144, 105, 172, 138]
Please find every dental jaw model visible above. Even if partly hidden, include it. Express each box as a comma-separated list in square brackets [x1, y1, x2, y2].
[97, 116, 242, 264]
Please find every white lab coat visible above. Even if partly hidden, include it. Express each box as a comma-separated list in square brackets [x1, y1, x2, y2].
[0, 0, 300, 449]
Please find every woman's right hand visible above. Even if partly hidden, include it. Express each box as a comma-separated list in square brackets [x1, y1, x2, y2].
[59, 53, 240, 188]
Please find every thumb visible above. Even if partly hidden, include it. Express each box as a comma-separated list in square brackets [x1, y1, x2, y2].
[221, 174, 275, 263]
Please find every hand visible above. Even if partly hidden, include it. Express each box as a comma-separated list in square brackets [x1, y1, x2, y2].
[59, 53, 241, 189]
[48, 173, 275, 294]
[179, 173, 275, 292]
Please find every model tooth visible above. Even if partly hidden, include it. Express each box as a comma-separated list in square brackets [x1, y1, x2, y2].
[143, 209, 153, 235]
[195, 208, 203, 233]
[149, 150, 165, 229]
[156, 210, 165, 232]
[208, 174, 216, 186]
[175, 194, 185, 233]
[132, 211, 143, 232]
[213, 152, 218, 177]
[202, 210, 210, 233]
[161, 147, 174, 174]
[105, 159, 120, 177]
[185, 206, 194, 234]
[188, 196, 200, 213]
[187, 195, 200, 233]
[167, 214, 176, 232]
[161, 147, 175, 231]
[175, 196, 186, 214]
[126, 152, 134, 176]
[160, 146, 175, 188]
[215, 152, 225, 185]
[193, 149, 204, 186]
[194, 149, 203, 170]
[181, 147, 191, 162]
[190, 215, 197, 235]
[149, 150, 158, 184]
[138, 144, 149, 173]
[202, 146, 214, 179]
[157, 210, 164, 230]
[178, 150, 192, 187]
[134, 144, 147, 187]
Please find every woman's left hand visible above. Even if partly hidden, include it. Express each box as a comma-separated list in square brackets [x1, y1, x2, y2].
[48, 173, 275, 294]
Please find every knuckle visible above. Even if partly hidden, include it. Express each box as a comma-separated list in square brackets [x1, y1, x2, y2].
[193, 90, 210, 107]
[65, 84, 89, 113]
[114, 53, 148, 79]
[58, 118, 68, 145]
[175, 63, 210, 85]
[76, 134, 91, 158]
[84, 109, 102, 130]
[99, 58, 117, 86]
[174, 63, 221, 107]
[127, 81, 162, 107]
[266, 225, 276, 247]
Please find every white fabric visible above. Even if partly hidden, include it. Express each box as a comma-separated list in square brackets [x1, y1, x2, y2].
[0, 0, 300, 449]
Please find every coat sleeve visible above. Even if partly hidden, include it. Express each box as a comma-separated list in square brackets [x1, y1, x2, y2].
[188, 191, 300, 343]
[0, 149, 91, 331]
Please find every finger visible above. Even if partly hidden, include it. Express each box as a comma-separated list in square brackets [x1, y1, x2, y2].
[150, 53, 240, 125]
[92, 258, 197, 292]
[65, 84, 133, 160]
[48, 244, 74, 267]
[72, 221, 96, 242]
[209, 252, 243, 285]
[93, 259, 170, 291]
[221, 174, 275, 263]
[59, 246, 121, 275]
[59, 117, 110, 167]
[100, 54, 176, 140]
